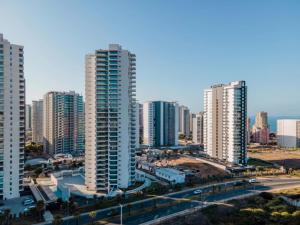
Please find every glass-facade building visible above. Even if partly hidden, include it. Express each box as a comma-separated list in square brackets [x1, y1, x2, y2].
[43, 91, 84, 155]
[143, 101, 179, 147]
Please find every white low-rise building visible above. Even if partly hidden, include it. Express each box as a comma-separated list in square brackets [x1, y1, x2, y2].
[155, 168, 185, 184]
[277, 119, 300, 148]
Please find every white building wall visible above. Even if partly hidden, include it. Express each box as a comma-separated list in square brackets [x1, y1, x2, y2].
[85, 45, 136, 193]
[192, 112, 204, 144]
[32, 100, 43, 144]
[1, 34, 24, 199]
[277, 119, 300, 148]
[204, 89, 213, 156]
[204, 81, 247, 165]
[85, 54, 97, 191]
[143, 102, 154, 146]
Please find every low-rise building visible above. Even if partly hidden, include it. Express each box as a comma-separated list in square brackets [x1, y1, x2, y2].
[155, 168, 185, 184]
[277, 119, 300, 148]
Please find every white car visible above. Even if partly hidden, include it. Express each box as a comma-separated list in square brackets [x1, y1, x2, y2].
[24, 205, 35, 213]
[23, 199, 34, 206]
[248, 178, 257, 183]
[193, 189, 202, 195]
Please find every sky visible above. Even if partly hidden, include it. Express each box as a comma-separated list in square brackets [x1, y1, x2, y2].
[1, 0, 300, 116]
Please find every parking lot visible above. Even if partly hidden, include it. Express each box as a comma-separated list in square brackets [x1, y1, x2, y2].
[0, 195, 35, 216]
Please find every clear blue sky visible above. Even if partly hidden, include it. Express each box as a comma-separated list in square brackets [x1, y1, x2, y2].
[1, 0, 300, 116]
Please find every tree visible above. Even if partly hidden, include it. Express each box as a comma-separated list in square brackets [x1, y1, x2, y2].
[35, 200, 45, 221]
[34, 167, 43, 177]
[2, 209, 11, 225]
[62, 201, 69, 216]
[89, 211, 96, 225]
[73, 211, 81, 225]
[52, 215, 63, 225]
[127, 204, 132, 216]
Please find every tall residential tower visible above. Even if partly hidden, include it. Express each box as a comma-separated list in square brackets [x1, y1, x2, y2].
[0, 34, 25, 199]
[43, 91, 84, 155]
[252, 112, 269, 144]
[85, 44, 137, 193]
[192, 112, 204, 145]
[143, 101, 179, 147]
[32, 100, 43, 144]
[204, 81, 247, 165]
[26, 104, 32, 131]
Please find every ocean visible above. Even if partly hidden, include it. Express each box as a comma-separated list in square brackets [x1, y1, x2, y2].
[249, 115, 300, 133]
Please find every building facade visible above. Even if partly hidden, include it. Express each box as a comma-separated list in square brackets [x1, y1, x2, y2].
[192, 112, 204, 144]
[277, 119, 300, 148]
[179, 105, 190, 138]
[32, 100, 43, 144]
[143, 101, 179, 147]
[252, 112, 269, 144]
[85, 44, 137, 193]
[43, 91, 84, 155]
[26, 104, 32, 131]
[138, 103, 143, 145]
[190, 113, 196, 134]
[0, 34, 25, 199]
[203, 81, 247, 165]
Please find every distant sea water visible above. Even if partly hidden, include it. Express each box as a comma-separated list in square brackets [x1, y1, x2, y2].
[249, 115, 300, 133]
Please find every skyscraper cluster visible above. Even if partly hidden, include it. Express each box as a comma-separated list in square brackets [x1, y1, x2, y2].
[1, 30, 250, 200]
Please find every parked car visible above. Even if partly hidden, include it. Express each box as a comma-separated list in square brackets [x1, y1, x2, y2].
[23, 198, 34, 206]
[193, 189, 202, 195]
[24, 205, 35, 213]
[248, 178, 257, 183]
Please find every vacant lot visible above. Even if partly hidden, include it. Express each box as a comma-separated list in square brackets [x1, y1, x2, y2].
[248, 149, 300, 169]
[154, 157, 227, 178]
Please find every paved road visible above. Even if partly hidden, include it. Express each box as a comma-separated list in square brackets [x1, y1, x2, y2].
[36, 177, 300, 225]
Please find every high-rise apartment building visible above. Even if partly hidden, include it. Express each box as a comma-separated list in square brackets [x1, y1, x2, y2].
[26, 104, 32, 131]
[252, 112, 269, 144]
[32, 100, 43, 144]
[85, 44, 137, 193]
[143, 101, 179, 147]
[43, 91, 84, 155]
[277, 119, 300, 148]
[246, 117, 251, 144]
[138, 103, 143, 144]
[179, 105, 190, 137]
[0, 34, 25, 199]
[190, 113, 196, 134]
[204, 81, 247, 165]
[192, 112, 204, 145]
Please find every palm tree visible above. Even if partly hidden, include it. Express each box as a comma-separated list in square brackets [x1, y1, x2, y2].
[2, 209, 10, 225]
[36, 200, 45, 222]
[52, 215, 63, 225]
[89, 211, 96, 225]
[73, 211, 80, 225]
[127, 204, 132, 216]
[0, 213, 5, 225]
[62, 201, 69, 216]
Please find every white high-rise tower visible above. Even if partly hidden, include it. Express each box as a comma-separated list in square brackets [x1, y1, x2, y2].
[85, 44, 137, 193]
[204, 81, 247, 165]
[0, 34, 25, 199]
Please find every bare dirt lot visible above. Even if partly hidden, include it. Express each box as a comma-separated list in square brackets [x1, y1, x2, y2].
[248, 149, 300, 169]
[154, 157, 227, 178]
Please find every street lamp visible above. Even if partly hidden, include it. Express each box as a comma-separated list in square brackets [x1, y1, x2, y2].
[120, 204, 123, 225]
